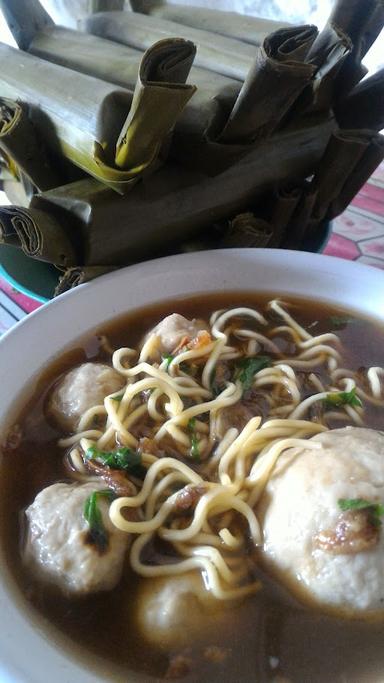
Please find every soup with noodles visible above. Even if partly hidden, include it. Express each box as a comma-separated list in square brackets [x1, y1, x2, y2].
[2, 292, 384, 682]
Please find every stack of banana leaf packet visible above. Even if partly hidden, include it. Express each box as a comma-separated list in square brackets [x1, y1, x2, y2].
[0, 0, 383, 294]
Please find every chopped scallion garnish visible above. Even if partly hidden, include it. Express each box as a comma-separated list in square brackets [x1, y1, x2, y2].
[234, 356, 271, 393]
[86, 446, 146, 479]
[323, 387, 362, 409]
[83, 489, 115, 552]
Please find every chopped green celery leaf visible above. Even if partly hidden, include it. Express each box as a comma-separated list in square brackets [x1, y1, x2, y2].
[338, 498, 384, 526]
[83, 490, 114, 551]
[323, 387, 362, 409]
[187, 417, 200, 461]
[234, 356, 271, 392]
[86, 446, 142, 472]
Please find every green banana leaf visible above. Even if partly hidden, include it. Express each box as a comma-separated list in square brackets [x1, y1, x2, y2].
[321, 0, 384, 98]
[0, 97, 62, 191]
[328, 134, 384, 219]
[220, 26, 317, 143]
[302, 24, 352, 112]
[0, 204, 77, 266]
[83, 10, 257, 81]
[22, 119, 332, 266]
[20, 18, 335, 174]
[0, 40, 196, 193]
[27, 23, 240, 142]
[130, 1, 289, 46]
[335, 69, 384, 132]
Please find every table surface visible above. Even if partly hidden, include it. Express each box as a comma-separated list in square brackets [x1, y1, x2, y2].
[1, 162, 384, 336]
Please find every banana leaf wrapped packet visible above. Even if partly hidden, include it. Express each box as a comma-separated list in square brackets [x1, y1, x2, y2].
[0, 38, 196, 193]
[12, 17, 241, 160]
[129, 0, 289, 45]
[0, 97, 62, 191]
[282, 129, 384, 248]
[1, 117, 332, 268]
[83, 13, 338, 149]
[312, 0, 384, 101]
[0, 204, 77, 266]
[335, 69, 384, 132]
[219, 25, 318, 143]
[24, 17, 338, 173]
[83, 10, 260, 81]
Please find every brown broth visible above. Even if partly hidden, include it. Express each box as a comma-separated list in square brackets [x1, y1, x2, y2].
[1, 292, 384, 683]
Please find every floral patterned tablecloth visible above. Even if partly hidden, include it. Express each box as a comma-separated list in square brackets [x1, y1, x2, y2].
[1, 162, 384, 336]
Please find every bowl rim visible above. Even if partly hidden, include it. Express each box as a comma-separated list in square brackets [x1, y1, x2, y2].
[0, 247, 384, 683]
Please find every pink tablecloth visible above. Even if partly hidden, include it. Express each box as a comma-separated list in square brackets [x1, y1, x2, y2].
[1, 162, 384, 335]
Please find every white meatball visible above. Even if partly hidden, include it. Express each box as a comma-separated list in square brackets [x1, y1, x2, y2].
[135, 572, 229, 647]
[144, 313, 208, 356]
[24, 482, 129, 595]
[259, 427, 384, 614]
[47, 362, 125, 432]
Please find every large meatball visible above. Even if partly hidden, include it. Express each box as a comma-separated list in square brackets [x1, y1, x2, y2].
[47, 362, 125, 432]
[135, 572, 229, 648]
[24, 482, 129, 595]
[259, 427, 384, 614]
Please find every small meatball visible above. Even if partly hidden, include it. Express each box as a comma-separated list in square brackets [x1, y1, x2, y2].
[135, 572, 230, 648]
[145, 313, 208, 356]
[24, 482, 129, 595]
[259, 427, 384, 614]
[47, 362, 125, 432]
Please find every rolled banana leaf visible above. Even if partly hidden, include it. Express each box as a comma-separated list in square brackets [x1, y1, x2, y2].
[0, 97, 62, 191]
[54, 265, 118, 295]
[335, 69, 384, 132]
[359, 1, 384, 57]
[21, 22, 239, 147]
[0, 0, 53, 50]
[303, 24, 352, 112]
[0, 41, 196, 193]
[281, 182, 317, 249]
[329, 0, 383, 50]
[28, 121, 332, 267]
[285, 130, 384, 246]
[130, 0, 290, 46]
[22, 16, 238, 96]
[220, 26, 317, 144]
[309, 129, 373, 222]
[268, 185, 302, 247]
[326, 0, 384, 97]
[83, 10, 257, 81]
[327, 133, 384, 219]
[0, 205, 77, 266]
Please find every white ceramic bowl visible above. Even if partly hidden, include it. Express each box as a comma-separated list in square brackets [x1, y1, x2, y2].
[1, 249, 384, 683]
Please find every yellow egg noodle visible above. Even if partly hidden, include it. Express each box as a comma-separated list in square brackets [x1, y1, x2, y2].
[60, 300, 384, 600]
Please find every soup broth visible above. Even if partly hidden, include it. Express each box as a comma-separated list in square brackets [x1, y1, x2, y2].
[1, 292, 384, 683]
